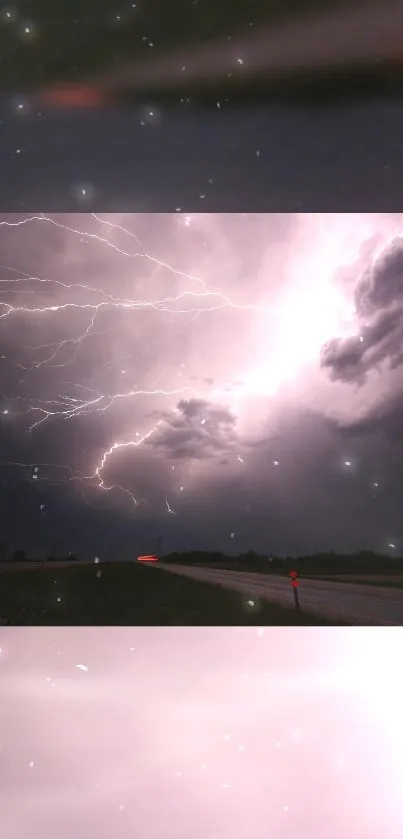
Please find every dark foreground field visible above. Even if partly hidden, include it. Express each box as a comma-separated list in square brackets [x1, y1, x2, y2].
[0, 561, 344, 626]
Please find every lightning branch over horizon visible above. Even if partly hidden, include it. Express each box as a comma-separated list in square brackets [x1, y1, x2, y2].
[0, 212, 397, 516]
[0, 213, 282, 509]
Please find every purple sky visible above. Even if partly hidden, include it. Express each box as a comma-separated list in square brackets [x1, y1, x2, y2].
[1, 626, 402, 839]
[2, 212, 403, 556]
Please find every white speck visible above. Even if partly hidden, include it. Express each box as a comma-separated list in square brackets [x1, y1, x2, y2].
[283, 805, 289, 812]
[56, 596, 62, 602]
[258, 628, 264, 637]
[256, 150, 260, 157]
[29, 761, 34, 768]
[94, 557, 100, 564]
[76, 664, 89, 671]
[221, 783, 231, 788]
[238, 743, 245, 751]
[230, 532, 235, 538]
[273, 460, 279, 466]
[236, 57, 244, 64]
[246, 599, 255, 607]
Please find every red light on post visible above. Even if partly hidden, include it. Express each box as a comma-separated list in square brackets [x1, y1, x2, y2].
[289, 569, 300, 609]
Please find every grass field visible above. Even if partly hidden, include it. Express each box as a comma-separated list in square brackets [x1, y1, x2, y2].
[0, 561, 345, 625]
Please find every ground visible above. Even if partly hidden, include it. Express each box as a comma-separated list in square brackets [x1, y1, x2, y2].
[0, 561, 345, 625]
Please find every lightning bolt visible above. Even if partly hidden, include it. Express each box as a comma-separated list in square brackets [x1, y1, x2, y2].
[0, 213, 393, 512]
[0, 213, 280, 510]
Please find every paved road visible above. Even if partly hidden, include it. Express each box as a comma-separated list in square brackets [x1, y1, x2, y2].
[156, 564, 403, 625]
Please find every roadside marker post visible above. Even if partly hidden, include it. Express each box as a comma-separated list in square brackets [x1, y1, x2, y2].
[289, 569, 300, 610]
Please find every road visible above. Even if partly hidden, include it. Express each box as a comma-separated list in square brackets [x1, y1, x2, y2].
[156, 564, 403, 625]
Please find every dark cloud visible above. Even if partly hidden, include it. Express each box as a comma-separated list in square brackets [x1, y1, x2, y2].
[321, 236, 403, 386]
[150, 399, 237, 460]
[2, 212, 403, 557]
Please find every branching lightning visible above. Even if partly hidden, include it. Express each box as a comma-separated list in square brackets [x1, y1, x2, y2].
[0, 213, 284, 510]
[0, 212, 390, 513]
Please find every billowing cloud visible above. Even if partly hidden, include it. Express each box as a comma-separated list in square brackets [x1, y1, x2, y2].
[150, 399, 237, 460]
[1, 212, 403, 556]
[320, 235, 403, 443]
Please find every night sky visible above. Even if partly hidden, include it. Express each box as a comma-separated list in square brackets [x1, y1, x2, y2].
[2, 1, 403, 211]
[1, 212, 403, 558]
[2, 626, 403, 839]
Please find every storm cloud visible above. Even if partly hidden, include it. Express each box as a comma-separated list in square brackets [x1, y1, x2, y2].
[1, 212, 403, 556]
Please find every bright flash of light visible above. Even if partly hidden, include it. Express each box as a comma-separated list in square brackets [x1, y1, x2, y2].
[0, 213, 396, 513]
[238, 223, 359, 403]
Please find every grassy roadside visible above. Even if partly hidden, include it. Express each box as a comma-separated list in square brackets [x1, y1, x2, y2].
[0, 561, 345, 625]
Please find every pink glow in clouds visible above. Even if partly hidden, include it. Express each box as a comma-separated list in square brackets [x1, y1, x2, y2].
[1, 627, 402, 839]
[3, 212, 403, 555]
